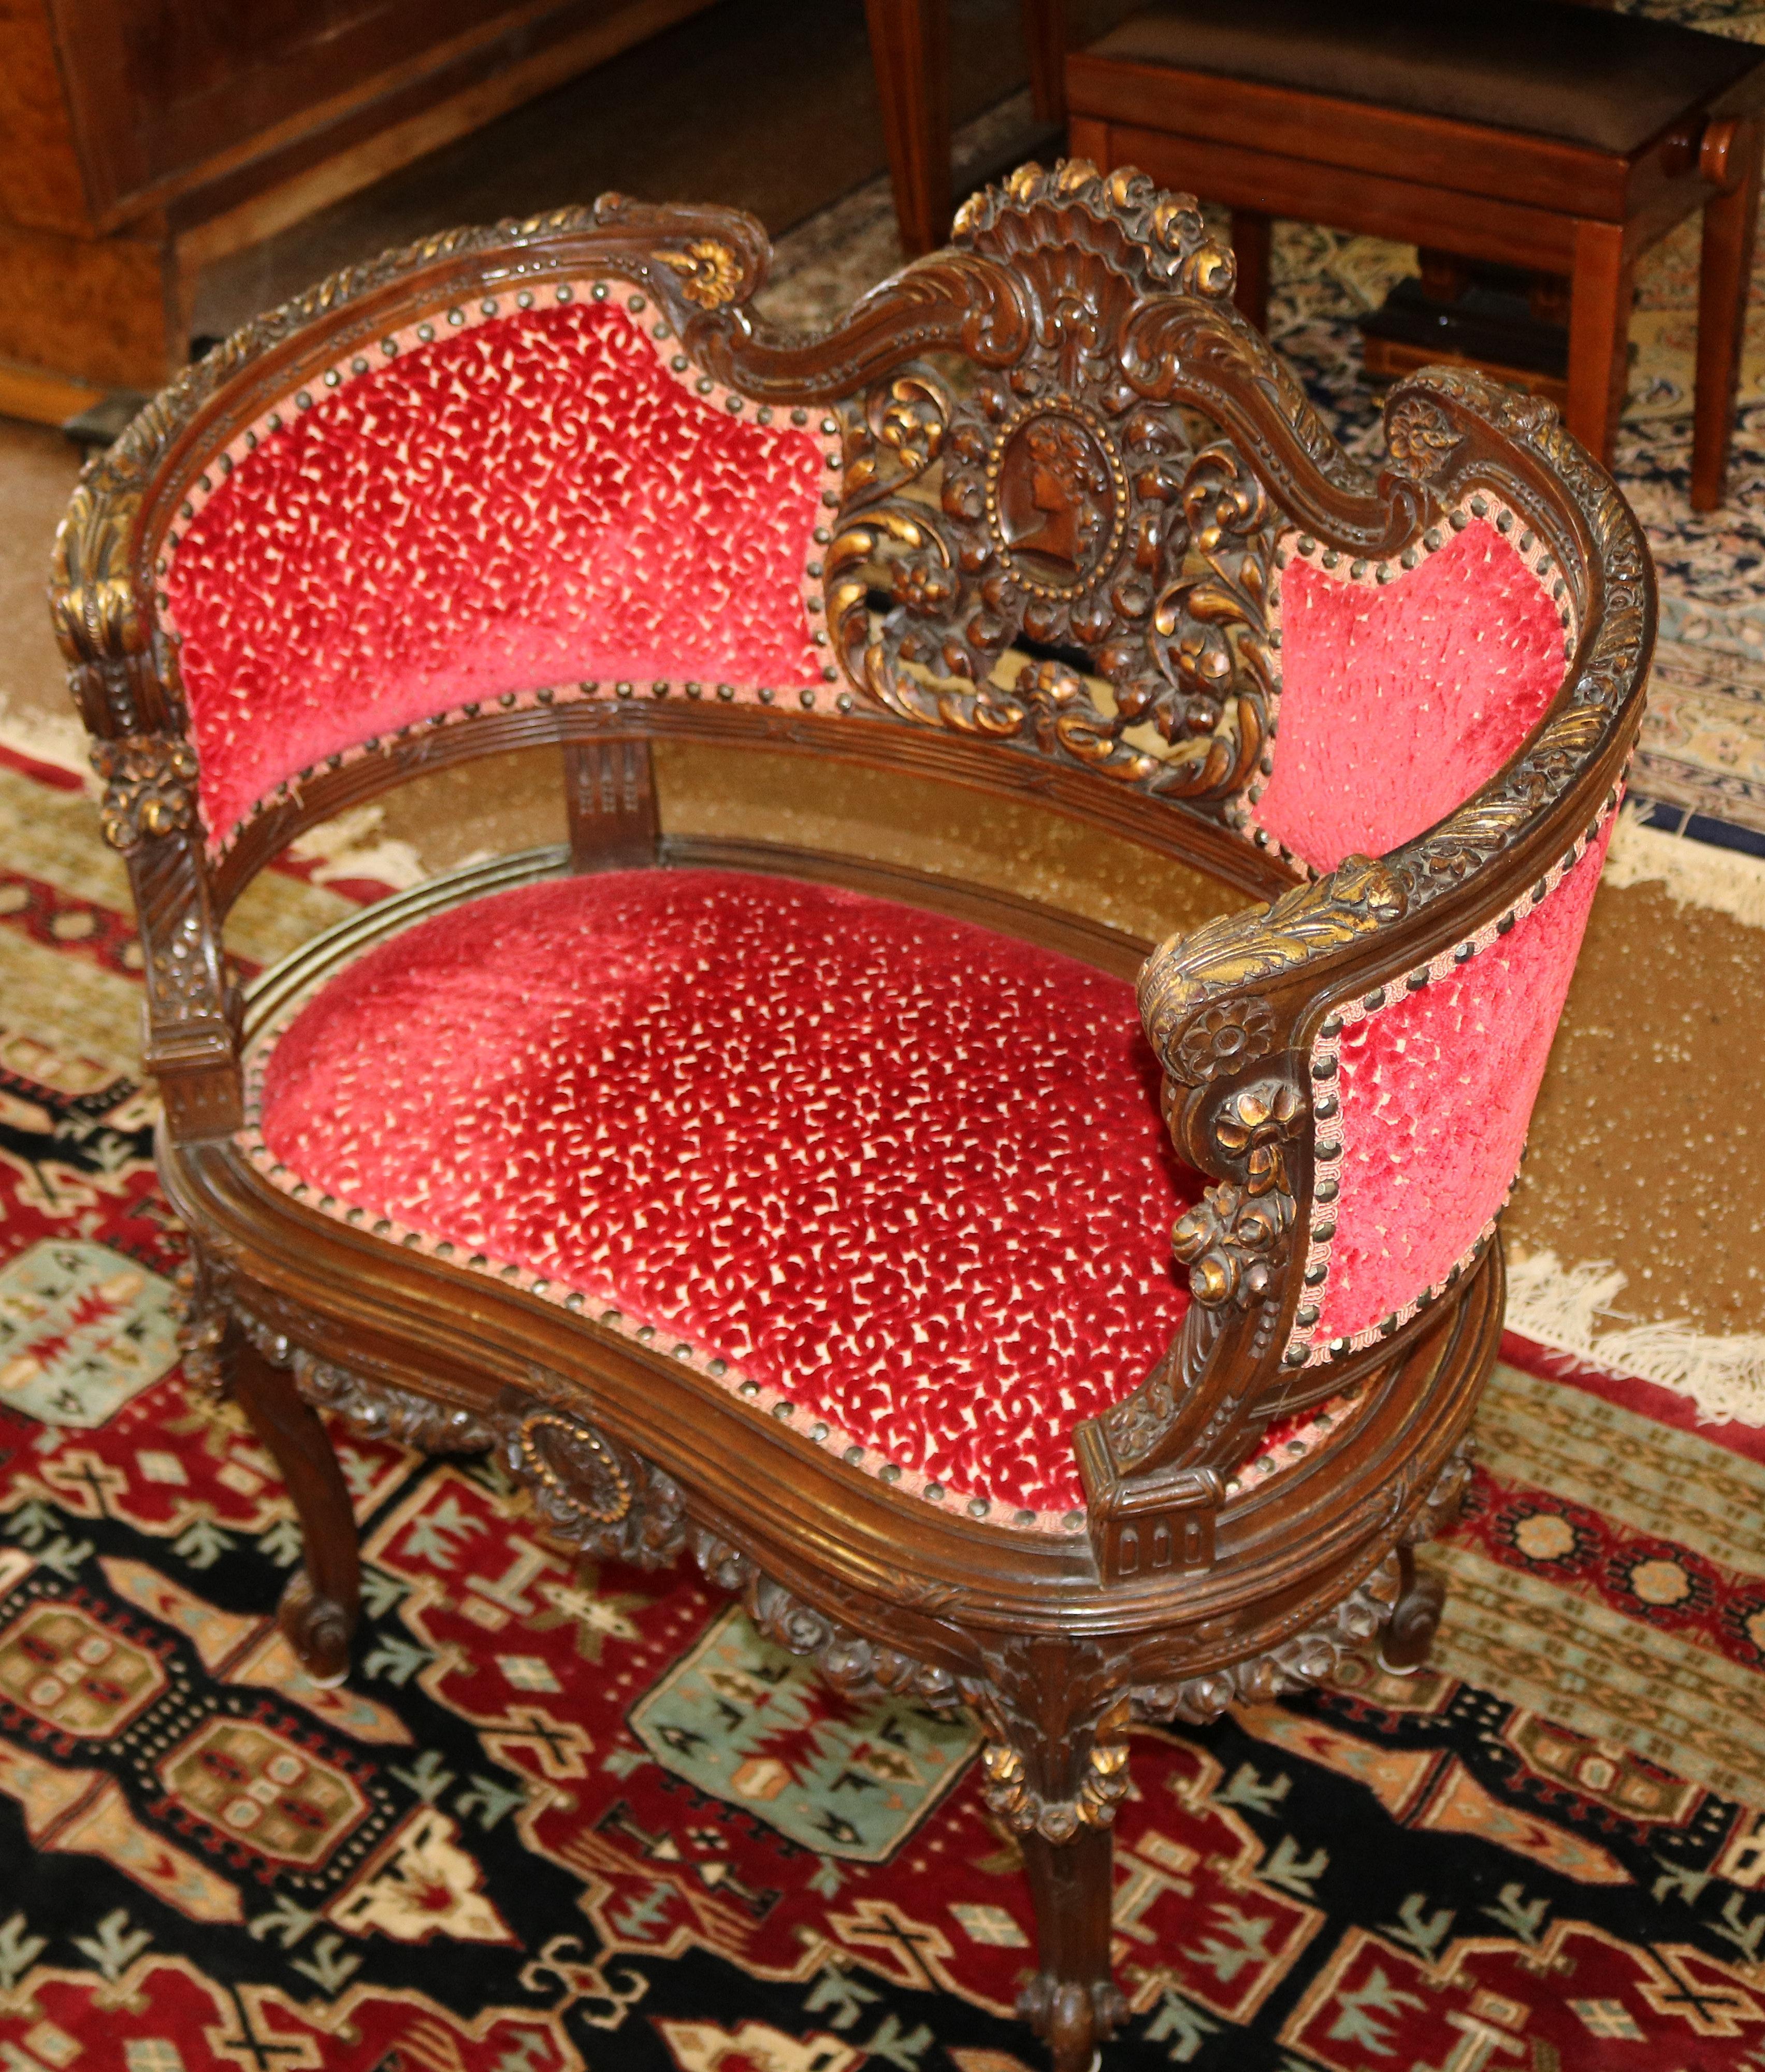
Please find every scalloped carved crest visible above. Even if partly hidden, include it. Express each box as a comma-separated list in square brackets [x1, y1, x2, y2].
[829, 163, 1279, 814]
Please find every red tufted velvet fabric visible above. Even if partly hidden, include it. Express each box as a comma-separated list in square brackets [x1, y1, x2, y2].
[253, 870, 1203, 1517]
[164, 300, 828, 851]
[1311, 814, 1613, 1349]
[1256, 518, 1566, 872]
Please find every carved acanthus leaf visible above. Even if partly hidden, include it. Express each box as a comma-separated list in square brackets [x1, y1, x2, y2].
[1139, 854, 1406, 1083]
[978, 1693, 1132, 1844]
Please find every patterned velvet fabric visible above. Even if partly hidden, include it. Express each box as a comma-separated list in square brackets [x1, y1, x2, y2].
[1256, 517, 1567, 871]
[1308, 814, 1614, 1352]
[163, 298, 829, 851]
[253, 870, 1203, 1519]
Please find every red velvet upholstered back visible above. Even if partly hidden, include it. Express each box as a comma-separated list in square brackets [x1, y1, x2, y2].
[1256, 515, 1566, 874]
[162, 292, 833, 853]
[1292, 810, 1611, 1364]
[1234, 508, 1582, 1354]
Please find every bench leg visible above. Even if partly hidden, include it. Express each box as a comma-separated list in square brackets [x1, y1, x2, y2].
[865, 0, 951, 257]
[229, 1332, 361, 1685]
[1693, 120, 1763, 513]
[1567, 218, 1634, 468]
[1232, 207, 1272, 334]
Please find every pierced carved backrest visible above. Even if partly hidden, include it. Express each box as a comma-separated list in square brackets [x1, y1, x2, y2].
[827, 170, 1285, 824]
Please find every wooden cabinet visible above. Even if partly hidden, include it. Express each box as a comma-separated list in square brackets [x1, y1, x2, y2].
[0, 0, 711, 401]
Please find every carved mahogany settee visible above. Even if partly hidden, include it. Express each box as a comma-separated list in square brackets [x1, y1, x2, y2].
[51, 165, 1651, 2067]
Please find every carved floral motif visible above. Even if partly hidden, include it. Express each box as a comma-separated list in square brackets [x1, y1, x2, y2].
[92, 732, 200, 848]
[1134, 1550, 1402, 1723]
[1139, 855, 1406, 1086]
[293, 1356, 495, 1453]
[829, 164, 1278, 811]
[1384, 395, 1463, 480]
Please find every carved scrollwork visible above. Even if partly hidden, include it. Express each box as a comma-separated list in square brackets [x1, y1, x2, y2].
[980, 1693, 1132, 1843]
[1400, 1440, 1474, 1548]
[1134, 1550, 1402, 1723]
[830, 163, 1278, 811]
[92, 732, 200, 849]
[652, 237, 742, 309]
[688, 1528, 959, 1705]
[292, 1355, 496, 1453]
[172, 1249, 233, 1397]
[1139, 854, 1406, 1086]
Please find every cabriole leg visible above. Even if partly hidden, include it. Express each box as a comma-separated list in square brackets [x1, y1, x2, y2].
[1378, 1542, 1446, 1676]
[227, 1330, 361, 1684]
[1018, 1822, 1122, 2070]
[979, 1652, 1130, 2071]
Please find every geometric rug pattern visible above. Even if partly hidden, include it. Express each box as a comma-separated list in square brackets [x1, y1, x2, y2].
[5, 740, 1765, 2067]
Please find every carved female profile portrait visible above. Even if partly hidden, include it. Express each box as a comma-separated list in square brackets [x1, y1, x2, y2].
[996, 411, 1115, 580]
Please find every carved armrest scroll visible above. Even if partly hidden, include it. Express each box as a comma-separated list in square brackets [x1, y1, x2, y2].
[52, 497, 241, 1142]
[1075, 856, 1408, 1581]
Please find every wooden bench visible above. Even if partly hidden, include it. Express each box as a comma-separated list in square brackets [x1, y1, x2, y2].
[1066, 0, 1765, 508]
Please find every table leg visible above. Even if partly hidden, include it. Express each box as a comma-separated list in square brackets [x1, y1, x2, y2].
[1693, 117, 1762, 512]
[1567, 218, 1634, 467]
[865, 0, 951, 257]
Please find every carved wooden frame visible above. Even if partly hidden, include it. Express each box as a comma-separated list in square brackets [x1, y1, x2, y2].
[51, 161, 1651, 2068]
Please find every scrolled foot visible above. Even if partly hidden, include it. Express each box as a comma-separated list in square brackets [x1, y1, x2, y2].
[1018, 1974, 1127, 2071]
[280, 1569, 355, 1686]
[1379, 1553, 1446, 1676]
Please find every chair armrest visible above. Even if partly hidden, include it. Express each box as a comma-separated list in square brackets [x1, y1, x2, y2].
[1074, 856, 1405, 1576]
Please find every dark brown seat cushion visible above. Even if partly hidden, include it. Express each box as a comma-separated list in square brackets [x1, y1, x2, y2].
[1083, 0, 1764, 155]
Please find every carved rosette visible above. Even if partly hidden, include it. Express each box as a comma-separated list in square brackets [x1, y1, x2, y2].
[92, 732, 200, 850]
[172, 1250, 233, 1396]
[828, 162, 1278, 813]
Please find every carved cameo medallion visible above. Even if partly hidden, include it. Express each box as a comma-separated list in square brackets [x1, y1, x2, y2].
[989, 402, 1124, 593]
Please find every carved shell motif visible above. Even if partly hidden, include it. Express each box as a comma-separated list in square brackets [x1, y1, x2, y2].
[828, 162, 1278, 815]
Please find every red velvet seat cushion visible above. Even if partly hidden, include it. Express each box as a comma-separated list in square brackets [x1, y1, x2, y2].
[251, 870, 1203, 1521]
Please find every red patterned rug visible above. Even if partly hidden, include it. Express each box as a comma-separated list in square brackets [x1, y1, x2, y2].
[4, 739, 1765, 2070]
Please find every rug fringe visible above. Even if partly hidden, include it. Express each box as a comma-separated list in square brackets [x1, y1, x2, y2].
[1507, 1247, 1765, 1424]
[1602, 801, 1765, 929]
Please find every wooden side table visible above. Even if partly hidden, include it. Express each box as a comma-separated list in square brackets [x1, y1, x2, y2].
[1066, 0, 1765, 508]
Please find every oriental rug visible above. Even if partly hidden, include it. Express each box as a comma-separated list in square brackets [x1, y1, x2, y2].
[4, 742, 1765, 2070]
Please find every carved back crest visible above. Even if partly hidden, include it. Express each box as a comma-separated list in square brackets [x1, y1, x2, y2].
[828, 164, 1281, 818]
